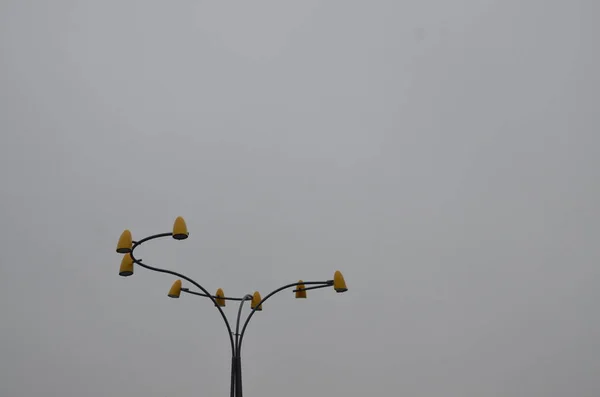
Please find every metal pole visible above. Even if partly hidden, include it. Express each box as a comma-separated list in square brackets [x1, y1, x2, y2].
[230, 356, 236, 397]
[234, 295, 252, 397]
[235, 356, 243, 397]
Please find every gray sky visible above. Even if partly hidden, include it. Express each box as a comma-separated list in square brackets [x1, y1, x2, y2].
[1, 1, 598, 396]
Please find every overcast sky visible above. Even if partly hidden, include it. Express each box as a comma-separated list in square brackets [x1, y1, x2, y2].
[1, 1, 598, 396]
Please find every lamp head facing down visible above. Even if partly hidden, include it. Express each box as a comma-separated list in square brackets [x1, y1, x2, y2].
[333, 271, 348, 293]
[168, 280, 182, 298]
[215, 288, 226, 307]
[295, 280, 307, 299]
[118, 253, 134, 277]
[251, 291, 263, 311]
[116, 229, 133, 253]
[172, 216, 189, 240]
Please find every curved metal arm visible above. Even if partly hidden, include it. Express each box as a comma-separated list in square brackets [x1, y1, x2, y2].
[181, 289, 248, 302]
[237, 280, 333, 352]
[293, 284, 334, 293]
[129, 232, 235, 355]
[235, 295, 253, 354]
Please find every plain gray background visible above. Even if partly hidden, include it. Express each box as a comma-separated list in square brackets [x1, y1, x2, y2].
[1, 1, 598, 396]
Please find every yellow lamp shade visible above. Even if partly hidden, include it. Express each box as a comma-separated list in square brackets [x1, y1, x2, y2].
[172, 216, 189, 240]
[295, 280, 307, 299]
[116, 229, 133, 253]
[251, 291, 263, 311]
[333, 270, 348, 293]
[119, 254, 134, 277]
[168, 280, 182, 298]
[215, 288, 226, 307]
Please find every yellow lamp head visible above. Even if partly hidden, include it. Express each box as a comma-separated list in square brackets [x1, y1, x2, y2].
[118, 253, 134, 277]
[172, 216, 189, 240]
[333, 270, 348, 293]
[295, 280, 307, 299]
[168, 280, 182, 298]
[116, 229, 133, 253]
[251, 291, 263, 311]
[215, 288, 226, 307]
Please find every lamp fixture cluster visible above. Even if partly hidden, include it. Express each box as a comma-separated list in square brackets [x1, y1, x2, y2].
[115, 217, 348, 310]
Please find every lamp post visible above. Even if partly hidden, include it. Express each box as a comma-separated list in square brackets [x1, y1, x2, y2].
[115, 216, 348, 397]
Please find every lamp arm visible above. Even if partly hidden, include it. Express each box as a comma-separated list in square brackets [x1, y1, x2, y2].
[129, 232, 235, 355]
[181, 289, 249, 302]
[237, 280, 333, 352]
[235, 295, 253, 354]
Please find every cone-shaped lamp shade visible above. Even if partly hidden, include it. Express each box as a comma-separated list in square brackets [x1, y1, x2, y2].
[119, 254, 134, 277]
[168, 280, 182, 298]
[295, 280, 307, 299]
[251, 291, 263, 311]
[116, 229, 133, 253]
[333, 271, 348, 293]
[215, 288, 226, 307]
[172, 217, 189, 240]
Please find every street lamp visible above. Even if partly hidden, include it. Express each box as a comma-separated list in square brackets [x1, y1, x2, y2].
[114, 216, 348, 397]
